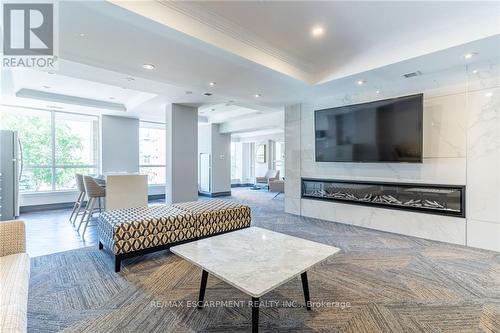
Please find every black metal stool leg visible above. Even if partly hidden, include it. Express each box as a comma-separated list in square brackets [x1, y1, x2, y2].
[198, 270, 209, 309]
[301, 272, 311, 310]
[252, 297, 259, 333]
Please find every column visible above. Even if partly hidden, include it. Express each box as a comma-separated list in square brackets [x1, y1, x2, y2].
[165, 103, 198, 204]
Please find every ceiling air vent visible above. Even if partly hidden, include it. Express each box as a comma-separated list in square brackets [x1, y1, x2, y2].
[403, 71, 422, 78]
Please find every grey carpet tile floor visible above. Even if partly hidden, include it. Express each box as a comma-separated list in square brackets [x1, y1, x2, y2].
[26, 188, 500, 332]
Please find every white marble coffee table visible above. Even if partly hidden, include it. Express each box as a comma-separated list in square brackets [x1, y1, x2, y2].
[170, 227, 340, 332]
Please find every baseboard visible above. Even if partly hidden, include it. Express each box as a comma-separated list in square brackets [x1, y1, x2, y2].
[20, 202, 76, 213]
[231, 183, 254, 188]
[148, 194, 165, 200]
[20, 194, 165, 213]
[198, 191, 232, 197]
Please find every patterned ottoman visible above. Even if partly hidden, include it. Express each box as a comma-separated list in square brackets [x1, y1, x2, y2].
[173, 200, 251, 237]
[98, 205, 196, 271]
[98, 200, 251, 272]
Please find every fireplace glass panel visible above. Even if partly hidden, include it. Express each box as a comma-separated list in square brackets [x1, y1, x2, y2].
[302, 179, 464, 217]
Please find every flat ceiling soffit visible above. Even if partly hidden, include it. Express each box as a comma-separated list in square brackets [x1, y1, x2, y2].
[108, 0, 315, 83]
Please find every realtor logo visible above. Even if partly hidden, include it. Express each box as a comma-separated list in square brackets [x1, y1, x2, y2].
[2, 2, 58, 68]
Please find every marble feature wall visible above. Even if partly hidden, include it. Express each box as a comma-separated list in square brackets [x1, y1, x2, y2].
[466, 86, 500, 251]
[284, 104, 301, 215]
[285, 82, 500, 251]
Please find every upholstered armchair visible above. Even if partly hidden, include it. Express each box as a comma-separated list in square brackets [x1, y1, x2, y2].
[255, 170, 280, 189]
[269, 179, 285, 199]
[0, 220, 30, 333]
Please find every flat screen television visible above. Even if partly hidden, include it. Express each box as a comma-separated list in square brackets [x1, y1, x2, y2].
[315, 93, 423, 163]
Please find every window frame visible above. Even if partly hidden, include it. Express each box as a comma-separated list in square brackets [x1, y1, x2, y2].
[1, 107, 100, 193]
[139, 120, 166, 186]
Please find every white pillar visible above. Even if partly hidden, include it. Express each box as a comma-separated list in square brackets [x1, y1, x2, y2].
[100, 115, 139, 174]
[284, 104, 302, 215]
[165, 103, 198, 204]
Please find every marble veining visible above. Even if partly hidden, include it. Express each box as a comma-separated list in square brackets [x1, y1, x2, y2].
[171, 227, 340, 297]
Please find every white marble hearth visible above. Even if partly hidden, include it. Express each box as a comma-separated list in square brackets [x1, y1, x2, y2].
[301, 199, 466, 245]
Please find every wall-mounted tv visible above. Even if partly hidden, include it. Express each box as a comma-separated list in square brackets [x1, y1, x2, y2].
[315, 93, 423, 163]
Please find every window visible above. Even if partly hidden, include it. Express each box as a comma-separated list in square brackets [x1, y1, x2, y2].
[230, 142, 243, 183]
[0, 107, 99, 192]
[54, 113, 99, 190]
[139, 121, 166, 185]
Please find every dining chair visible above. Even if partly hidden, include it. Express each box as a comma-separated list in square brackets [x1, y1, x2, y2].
[69, 174, 86, 225]
[78, 176, 106, 238]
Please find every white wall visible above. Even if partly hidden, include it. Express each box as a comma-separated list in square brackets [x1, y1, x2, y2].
[101, 115, 139, 174]
[285, 79, 500, 252]
[166, 104, 198, 204]
[211, 125, 231, 193]
[198, 124, 231, 194]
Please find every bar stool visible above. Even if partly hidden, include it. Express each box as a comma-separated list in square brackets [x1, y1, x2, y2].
[69, 174, 86, 225]
[78, 176, 106, 238]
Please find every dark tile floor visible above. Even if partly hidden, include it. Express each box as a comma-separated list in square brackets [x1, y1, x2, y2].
[20, 198, 166, 257]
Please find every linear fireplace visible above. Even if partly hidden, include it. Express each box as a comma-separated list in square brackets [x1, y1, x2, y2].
[301, 178, 465, 217]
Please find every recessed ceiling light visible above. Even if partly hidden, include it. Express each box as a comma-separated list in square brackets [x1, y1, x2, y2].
[375, 90, 380, 94]
[464, 52, 477, 59]
[209, 82, 216, 86]
[485, 92, 493, 97]
[472, 69, 478, 74]
[79, 33, 86, 37]
[357, 80, 365, 86]
[311, 26, 324, 37]
[254, 93, 261, 98]
[142, 64, 155, 70]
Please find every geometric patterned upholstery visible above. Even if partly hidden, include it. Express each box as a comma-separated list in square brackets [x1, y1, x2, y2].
[98, 200, 251, 255]
[98, 206, 196, 255]
[172, 200, 251, 237]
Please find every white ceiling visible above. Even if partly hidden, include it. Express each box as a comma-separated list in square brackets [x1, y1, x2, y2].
[1, 1, 499, 126]
[116, 0, 500, 83]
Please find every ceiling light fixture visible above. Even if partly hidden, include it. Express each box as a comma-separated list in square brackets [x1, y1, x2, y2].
[142, 64, 155, 70]
[311, 26, 324, 37]
[209, 82, 216, 86]
[79, 33, 86, 37]
[357, 80, 365, 86]
[472, 69, 478, 74]
[485, 92, 493, 97]
[375, 90, 380, 94]
[464, 52, 477, 60]
[254, 93, 261, 98]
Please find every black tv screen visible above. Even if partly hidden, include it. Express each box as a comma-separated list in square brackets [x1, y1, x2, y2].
[315, 94, 423, 163]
